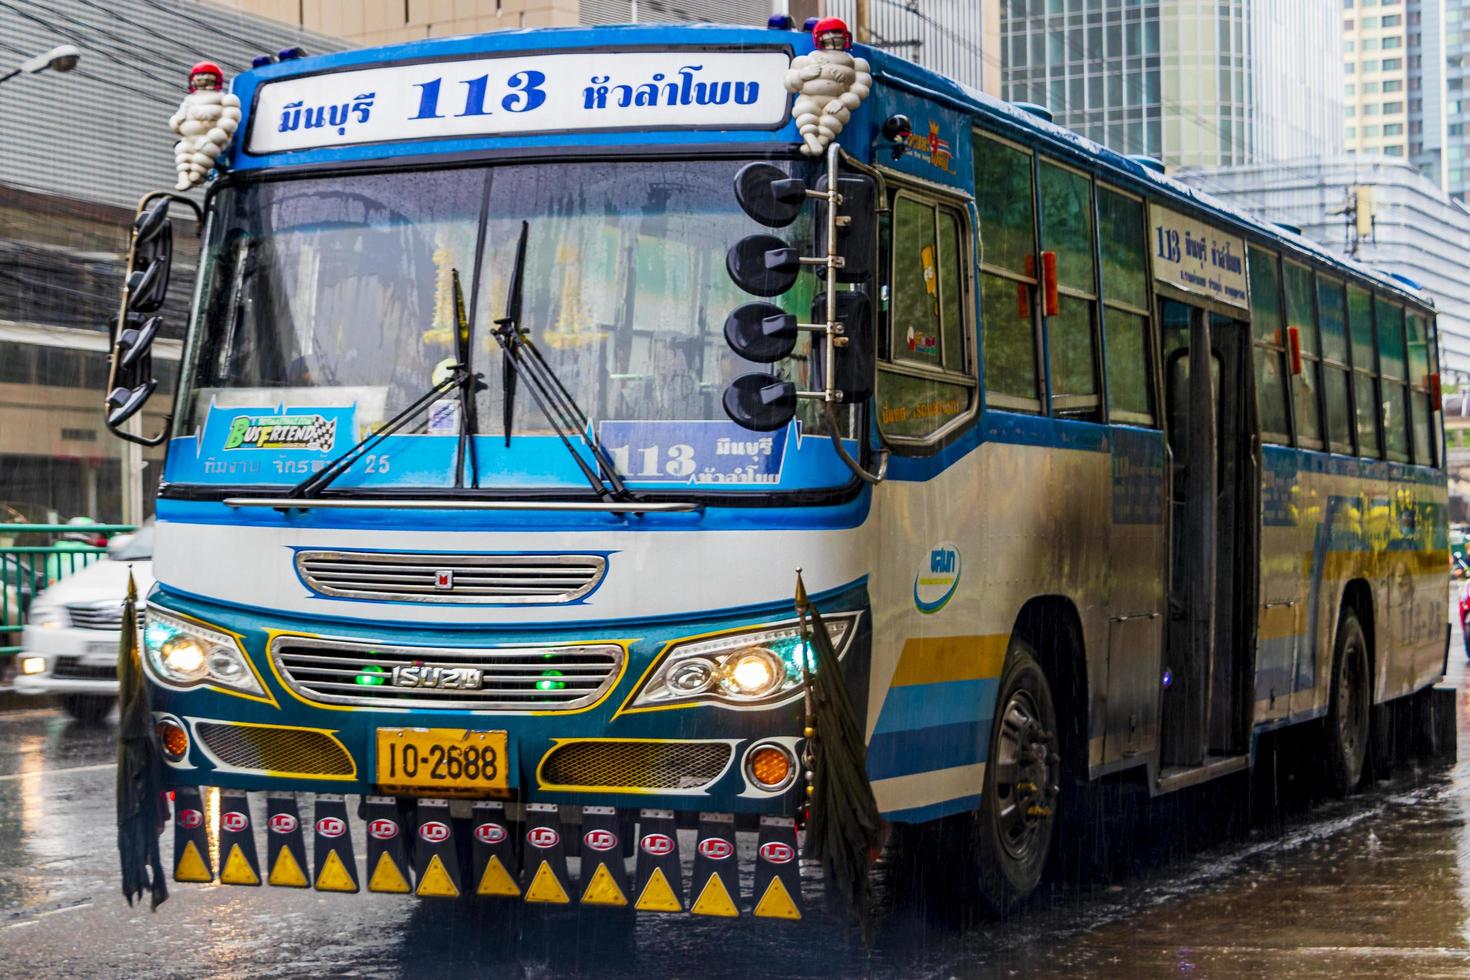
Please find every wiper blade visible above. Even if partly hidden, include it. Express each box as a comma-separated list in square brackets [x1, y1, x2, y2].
[450, 268, 482, 488]
[288, 364, 471, 500]
[491, 221, 631, 502]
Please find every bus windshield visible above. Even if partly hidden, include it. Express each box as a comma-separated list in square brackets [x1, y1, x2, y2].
[174, 159, 851, 495]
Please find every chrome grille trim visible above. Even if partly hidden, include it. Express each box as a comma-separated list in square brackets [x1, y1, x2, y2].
[294, 550, 607, 604]
[270, 635, 624, 711]
[65, 603, 124, 631]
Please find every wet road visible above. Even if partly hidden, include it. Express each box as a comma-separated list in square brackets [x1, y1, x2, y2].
[2, 606, 1469, 978]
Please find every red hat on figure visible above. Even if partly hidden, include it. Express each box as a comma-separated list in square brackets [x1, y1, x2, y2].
[812, 17, 852, 50]
[188, 61, 224, 90]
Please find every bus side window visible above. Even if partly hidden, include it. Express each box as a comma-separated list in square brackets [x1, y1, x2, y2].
[1097, 185, 1153, 425]
[1316, 276, 1353, 454]
[875, 192, 976, 443]
[1406, 311, 1433, 465]
[1347, 285, 1381, 458]
[1039, 158, 1100, 420]
[1283, 262, 1322, 449]
[1376, 296, 1410, 462]
[1426, 316, 1443, 467]
[1247, 247, 1291, 444]
[973, 130, 1041, 412]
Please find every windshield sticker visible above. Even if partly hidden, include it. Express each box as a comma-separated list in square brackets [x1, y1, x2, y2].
[427, 399, 460, 436]
[247, 50, 792, 154]
[224, 413, 338, 453]
[596, 420, 790, 485]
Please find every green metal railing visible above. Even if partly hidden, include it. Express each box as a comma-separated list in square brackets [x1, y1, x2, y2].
[0, 523, 137, 657]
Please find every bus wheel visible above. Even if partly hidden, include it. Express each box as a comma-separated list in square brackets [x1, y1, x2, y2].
[1324, 610, 1370, 797]
[59, 694, 115, 724]
[973, 642, 1060, 914]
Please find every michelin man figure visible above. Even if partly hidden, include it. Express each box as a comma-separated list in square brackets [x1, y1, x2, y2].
[784, 18, 872, 156]
[169, 61, 242, 191]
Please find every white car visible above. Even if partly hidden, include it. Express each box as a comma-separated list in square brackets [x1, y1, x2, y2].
[15, 522, 154, 722]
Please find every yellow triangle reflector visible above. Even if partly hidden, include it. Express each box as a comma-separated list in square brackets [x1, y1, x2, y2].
[314, 849, 358, 893]
[368, 851, 412, 894]
[580, 863, 628, 907]
[220, 843, 260, 886]
[634, 866, 682, 913]
[476, 855, 521, 897]
[269, 847, 309, 888]
[524, 860, 570, 904]
[174, 840, 212, 883]
[752, 876, 801, 920]
[690, 873, 739, 917]
[415, 854, 460, 898]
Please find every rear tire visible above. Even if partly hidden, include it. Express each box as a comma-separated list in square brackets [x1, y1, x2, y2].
[1323, 610, 1370, 797]
[60, 694, 114, 724]
[972, 641, 1060, 915]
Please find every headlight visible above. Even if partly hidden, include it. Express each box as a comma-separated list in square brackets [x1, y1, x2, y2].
[27, 606, 67, 629]
[143, 608, 263, 697]
[628, 613, 859, 710]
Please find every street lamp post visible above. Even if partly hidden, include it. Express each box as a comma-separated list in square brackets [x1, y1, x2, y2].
[0, 44, 81, 86]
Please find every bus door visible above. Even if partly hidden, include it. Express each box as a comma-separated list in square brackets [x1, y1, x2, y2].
[1158, 299, 1258, 769]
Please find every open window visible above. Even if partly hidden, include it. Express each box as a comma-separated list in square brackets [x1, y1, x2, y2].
[875, 190, 976, 445]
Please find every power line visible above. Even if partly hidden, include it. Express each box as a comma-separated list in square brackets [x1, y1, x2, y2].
[0, 0, 177, 87]
[22, 0, 218, 80]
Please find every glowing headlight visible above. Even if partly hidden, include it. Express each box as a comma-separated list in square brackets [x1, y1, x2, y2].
[629, 613, 859, 709]
[143, 608, 262, 697]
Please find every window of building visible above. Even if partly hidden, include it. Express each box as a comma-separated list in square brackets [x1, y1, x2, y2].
[1385, 143, 1405, 155]
[1383, 78, 1402, 92]
[1361, 37, 1377, 51]
[1376, 296, 1410, 461]
[1039, 158, 1100, 419]
[1364, 103, 1381, 116]
[1345, 83, 1357, 96]
[1097, 185, 1153, 425]
[880, 192, 976, 442]
[1384, 122, 1404, 135]
[1382, 57, 1403, 69]
[1346, 126, 1357, 138]
[1363, 80, 1381, 92]
[1347, 285, 1380, 457]
[1284, 262, 1323, 449]
[1383, 13, 1401, 26]
[1249, 248, 1292, 444]
[974, 131, 1040, 412]
[1383, 100, 1404, 113]
[0, 341, 36, 384]
[1316, 277, 1354, 453]
[1382, 35, 1402, 49]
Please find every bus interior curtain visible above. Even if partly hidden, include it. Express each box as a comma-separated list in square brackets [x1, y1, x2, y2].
[116, 570, 169, 910]
[796, 571, 881, 926]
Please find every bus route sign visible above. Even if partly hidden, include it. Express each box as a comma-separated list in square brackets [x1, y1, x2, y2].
[1148, 204, 1249, 310]
[247, 49, 793, 154]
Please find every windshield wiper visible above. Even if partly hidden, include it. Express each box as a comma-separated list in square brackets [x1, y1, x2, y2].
[287, 363, 473, 500]
[491, 220, 632, 502]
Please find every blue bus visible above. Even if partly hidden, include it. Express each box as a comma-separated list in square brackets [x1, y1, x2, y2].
[105, 18, 1448, 916]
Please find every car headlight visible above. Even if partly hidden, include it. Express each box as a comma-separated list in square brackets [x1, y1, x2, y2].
[26, 606, 68, 629]
[143, 608, 262, 697]
[628, 613, 860, 710]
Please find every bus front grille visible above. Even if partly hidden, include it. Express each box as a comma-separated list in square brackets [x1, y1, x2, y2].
[194, 722, 355, 777]
[538, 739, 735, 792]
[270, 636, 624, 711]
[65, 603, 124, 630]
[294, 550, 607, 605]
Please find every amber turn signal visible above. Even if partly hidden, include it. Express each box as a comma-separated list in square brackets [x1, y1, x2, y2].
[155, 718, 189, 761]
[748, 744, 795, 789]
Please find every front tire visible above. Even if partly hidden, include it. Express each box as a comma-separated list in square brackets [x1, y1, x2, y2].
[1323, 610, 1370, 796]
[973, 642, 1060, 914]
[60, 694, 115, 724]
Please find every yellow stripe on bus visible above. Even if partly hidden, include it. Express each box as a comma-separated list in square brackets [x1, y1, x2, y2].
[889, 635, 1008, 687]
[1258, 603, 1298, 641]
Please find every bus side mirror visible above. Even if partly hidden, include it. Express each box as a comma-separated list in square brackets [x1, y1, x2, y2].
[815, 174, 876, 282]
[724, 302, 798, 362]
[105, 191, 200, 447]
[734, 162, 808, 228]
[726, 233, 803, 296]
[722, 372, 797, 432]
[811, 290, 874, 402]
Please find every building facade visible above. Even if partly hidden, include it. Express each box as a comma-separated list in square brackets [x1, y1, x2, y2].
[217, 1, 1004, 94]
[1001, 0, 1343, 168]
[1174, 156, 1470, 373]
[1341, 0, 1448, 191]
[0, 0, 341, 526]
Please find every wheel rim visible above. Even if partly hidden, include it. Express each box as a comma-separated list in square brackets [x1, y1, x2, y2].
[1337, 636, 1369, 773]
[990, 684, 1058, 866]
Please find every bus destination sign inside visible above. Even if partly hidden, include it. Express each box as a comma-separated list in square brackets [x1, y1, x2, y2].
[247, 50, 793, 153]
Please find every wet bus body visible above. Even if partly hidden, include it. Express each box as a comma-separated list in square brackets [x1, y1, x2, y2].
[109, 20, 1448, 915]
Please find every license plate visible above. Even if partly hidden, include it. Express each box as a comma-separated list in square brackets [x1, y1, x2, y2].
[375, 728, 508, 797]
[84, 642, 116, 662]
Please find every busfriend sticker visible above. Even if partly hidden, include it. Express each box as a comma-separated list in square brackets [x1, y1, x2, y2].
[914, 541, 961, 614]
[224, 413, 337, 453]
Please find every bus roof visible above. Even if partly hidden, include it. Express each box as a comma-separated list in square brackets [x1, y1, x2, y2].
[229, 21, 1430, 313]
